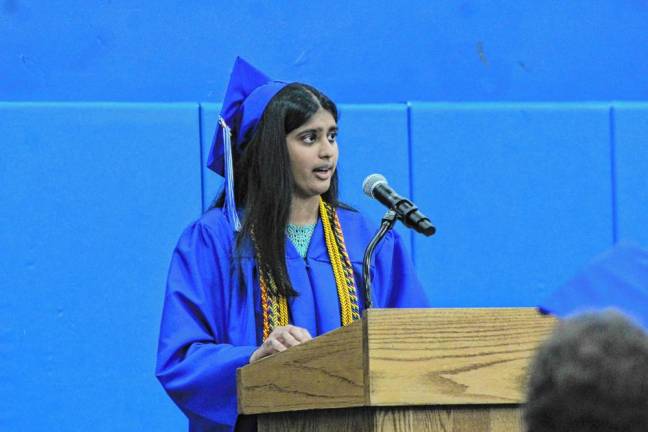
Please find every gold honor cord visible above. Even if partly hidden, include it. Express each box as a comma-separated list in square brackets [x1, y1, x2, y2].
[320, 199, 361, 325]
[258, 198, 360, 340]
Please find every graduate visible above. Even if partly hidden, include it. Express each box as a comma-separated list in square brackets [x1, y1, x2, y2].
[155, 57, 430, 432]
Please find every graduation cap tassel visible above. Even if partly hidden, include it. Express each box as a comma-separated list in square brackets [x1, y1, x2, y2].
[220, 117, 242, 231]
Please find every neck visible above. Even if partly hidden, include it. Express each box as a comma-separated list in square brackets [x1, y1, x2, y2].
[289, 195, 320, 225]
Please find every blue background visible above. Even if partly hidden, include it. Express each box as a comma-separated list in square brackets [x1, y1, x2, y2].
[4, 1, 648, 102]
[2, 1, 648, 431]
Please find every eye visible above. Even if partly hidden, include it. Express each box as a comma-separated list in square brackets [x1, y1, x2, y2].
[301, 132, 317, 144]
[327, 130, 338, 143]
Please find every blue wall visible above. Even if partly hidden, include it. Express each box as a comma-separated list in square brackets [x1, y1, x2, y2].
[2, 1, 648, 102]
[411, 103, 615, 306]
[2, 101, 647, 430]
[3, 1, 648, 431]
[0, 103, 201, 430]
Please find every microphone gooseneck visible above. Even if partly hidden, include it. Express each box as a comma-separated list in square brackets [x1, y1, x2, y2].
[361, 173, 436, 311]
[362, 209, 397, 310]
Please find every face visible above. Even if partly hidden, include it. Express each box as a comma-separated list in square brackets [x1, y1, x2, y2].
[286, 108, 339, 201]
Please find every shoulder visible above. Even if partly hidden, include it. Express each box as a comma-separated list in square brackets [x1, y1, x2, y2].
[335, 205, 399, 241]
[335, 205, 401, 261]
[335, 204, 369, 230]
[166, 208, 244, 304]
[175, 207, 236, 252]
[197, 206, 235, 234]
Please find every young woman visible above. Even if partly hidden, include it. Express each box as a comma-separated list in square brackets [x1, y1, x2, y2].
[156, 57, 429, 432]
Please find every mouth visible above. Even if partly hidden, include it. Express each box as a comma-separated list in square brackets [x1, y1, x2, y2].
[313, 165, 334, 180]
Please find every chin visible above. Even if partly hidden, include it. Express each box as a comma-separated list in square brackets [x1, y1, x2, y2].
[294, 180, 332, 200]
[313, 183, 331, 196]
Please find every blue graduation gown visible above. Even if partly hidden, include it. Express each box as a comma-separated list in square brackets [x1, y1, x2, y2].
[156, 206, 429, 431]
[539, 242, 648, 330]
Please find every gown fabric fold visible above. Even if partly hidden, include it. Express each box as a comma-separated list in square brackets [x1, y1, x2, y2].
[156, 206, 430, 431]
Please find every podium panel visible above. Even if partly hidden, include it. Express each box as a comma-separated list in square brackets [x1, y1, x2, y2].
[238, 308, 556, 431]
[258, 406, 521, 432]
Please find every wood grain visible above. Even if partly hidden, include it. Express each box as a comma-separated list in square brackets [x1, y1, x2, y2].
[489, 407, 522, 432]
[239, 308, 556, 418]
[257, 406, 524, 432]
[258, 407, 373, 432]
[365, 308, 556, 406]
[238, 319, 366, 414]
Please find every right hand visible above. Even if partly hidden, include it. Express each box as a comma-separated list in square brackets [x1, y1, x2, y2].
[249, 325, 312, 363]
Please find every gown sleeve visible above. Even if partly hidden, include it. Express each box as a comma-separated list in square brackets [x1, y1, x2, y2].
[372, 229, 432, 308]
[155, 219, 257, 429]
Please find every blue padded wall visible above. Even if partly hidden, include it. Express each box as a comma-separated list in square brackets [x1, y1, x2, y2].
[410, 103, 614, 307]
[6, 100, 648, 431]
[0, 103, 199, 431]
[335, 104, 413, 252]
[3, 1, 648, 103]
[613, 103, 648, 246]
[200, 104, 413, 253]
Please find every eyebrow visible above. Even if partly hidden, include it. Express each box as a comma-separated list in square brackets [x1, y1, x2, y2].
[298, 126, 338, 135]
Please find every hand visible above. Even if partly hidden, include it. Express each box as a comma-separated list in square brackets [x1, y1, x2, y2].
[249, 325, 312, 363]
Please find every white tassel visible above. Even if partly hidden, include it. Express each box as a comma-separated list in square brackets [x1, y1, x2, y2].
[220, 117, 242, 231]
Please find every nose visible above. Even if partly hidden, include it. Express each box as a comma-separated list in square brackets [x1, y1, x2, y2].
[318, 136, 335, 159]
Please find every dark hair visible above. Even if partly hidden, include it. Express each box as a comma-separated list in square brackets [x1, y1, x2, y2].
[214, 83, 339, 297]
[524, 310, 648, 432]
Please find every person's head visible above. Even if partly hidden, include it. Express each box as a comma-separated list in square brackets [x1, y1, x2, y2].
[208, 57, 341, 231]
[215, 80, 340, 298]
[231, 82, 340, 211]
[524, 310, 648, 432]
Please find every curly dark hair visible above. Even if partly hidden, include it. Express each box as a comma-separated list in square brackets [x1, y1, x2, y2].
[524, 310, 648, 432]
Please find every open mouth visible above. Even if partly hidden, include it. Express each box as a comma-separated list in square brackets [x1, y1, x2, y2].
[313, 166, 333, 179]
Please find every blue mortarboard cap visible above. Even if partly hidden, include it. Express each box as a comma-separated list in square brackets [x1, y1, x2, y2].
[207, 57, 287, 230]
[539, 242, 648, 330]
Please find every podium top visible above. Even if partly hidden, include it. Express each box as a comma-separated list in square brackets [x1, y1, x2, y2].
[237, 308, 556, 415]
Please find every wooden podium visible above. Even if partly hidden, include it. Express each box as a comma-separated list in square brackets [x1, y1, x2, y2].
[237, 308, 556, 432]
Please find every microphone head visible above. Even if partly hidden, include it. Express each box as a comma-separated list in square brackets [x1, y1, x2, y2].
[362, 173, 388, 199]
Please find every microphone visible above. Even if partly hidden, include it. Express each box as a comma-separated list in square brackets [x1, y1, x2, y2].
[362, 174, 436, 236]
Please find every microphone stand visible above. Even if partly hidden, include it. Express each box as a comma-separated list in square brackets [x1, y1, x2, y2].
[362, 209, 398, 310]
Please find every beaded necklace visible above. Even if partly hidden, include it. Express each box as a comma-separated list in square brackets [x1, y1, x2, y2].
[257, 198, 360, 340]
[286, 223, 316, 258]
